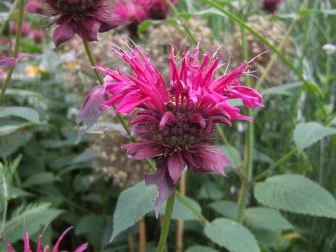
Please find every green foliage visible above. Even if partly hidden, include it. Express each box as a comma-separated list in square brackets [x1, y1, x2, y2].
[204, 218, 260, 252]
[186, 246, 219, 252]
[254, 175, 336, 218]
[294, 122, 336, 150]
[110, 182, 156, 242]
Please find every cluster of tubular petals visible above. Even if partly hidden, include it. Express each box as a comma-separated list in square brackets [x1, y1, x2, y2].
[78, 44, 263, 216]
[5, 227, 88, 252]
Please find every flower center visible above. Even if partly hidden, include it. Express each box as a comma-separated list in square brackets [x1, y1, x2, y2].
[155, 110, 210, 149]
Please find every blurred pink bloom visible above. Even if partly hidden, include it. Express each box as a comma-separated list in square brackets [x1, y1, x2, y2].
[79, 44, 263, 216]
[31, 29, 45, 44]
[0, 56, 16, 69]
[37, 0, 121, 47]
[137, 0, 177, 20]
[5, 227, 88, 252]
[113, 1, 148, 24]
[260, 0, 284, 13]
[25, 0, 43, 14]
[10, 21, 31, 37]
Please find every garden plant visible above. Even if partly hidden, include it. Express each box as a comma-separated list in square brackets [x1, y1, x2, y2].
[0, 0, 336, 251]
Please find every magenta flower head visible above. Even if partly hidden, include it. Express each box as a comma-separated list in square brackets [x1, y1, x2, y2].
[113, 0, 148, 24]
[260, 0, 284, 13]
[25, 0, 43, 14]
[79, 44, 263, 216]
[40, 0, 120, 47]
[137, 0, 177, 20]
[5, 227, 88, 252]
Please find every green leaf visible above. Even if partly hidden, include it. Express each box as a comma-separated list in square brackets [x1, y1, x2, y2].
[162, 196, 202, 221]
[0, 106, 40, 123]
[110, 182, 156, 242]
[293, 122, 336, 150]
[209, 200, 239, 220]
[221, 146, 242, 168]
[5, 88, 46, 101]
[186, 246, 219, 252]
[244, 207, 293, 232]
[7, 186, 32, 199]
[0, 130, 32, 158]
[3, 203, 63, 243]
[198, 181, 224, 200]
[22, 172, 61, 187]
[204, 218, 260, 252]
[0, 122, 34, 136]
[261, 82, 303, 96]
[76, 215, 105, 249]
[254, 174, 336, 218]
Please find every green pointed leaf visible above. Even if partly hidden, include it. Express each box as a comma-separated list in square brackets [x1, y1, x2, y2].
[204, 218, 260, 252]
[294, 122, 336, 150]
[254, 174, 336, 218]
[22, 172, 61, 187]
[0, 123, 34, 136]
[209, 200, 239, 220]
[245, 207, 293, 232]
[0, 106, 40, 123]
[110, 182, 156, 242]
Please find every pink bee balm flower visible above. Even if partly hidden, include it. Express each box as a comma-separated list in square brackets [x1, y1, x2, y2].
[5, 227, 88, 252]
[260, 0, 284, 13]
[25, 0, 43, 14]
[137, 0, 178, 20]
[113, 1, 148, 24]
[79, 44, 263, 216]
[39, 0, 121, 47]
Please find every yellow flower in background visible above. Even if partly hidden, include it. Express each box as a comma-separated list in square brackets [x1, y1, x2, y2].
[25, 65, 44, 78]
[65, 61, 80, 70]
[282, 232, 301, 240]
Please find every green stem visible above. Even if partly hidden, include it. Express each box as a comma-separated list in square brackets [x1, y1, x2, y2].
[82, 40, 104, 85]
[157, 192, 176, 252]
[236, 15, 254, 223]
[0, 0, 25, 105]
[254, 148, 297, 181]
[176, 191, 208, 224]
[0, 0, 19, 35]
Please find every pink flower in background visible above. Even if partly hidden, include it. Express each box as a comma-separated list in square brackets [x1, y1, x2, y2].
[138, 0, 178, 20]
[25, 0, 43, 14]
[5, 227, 88, 252]
[79, 44, 263, 216]
[0, 56, 17, 69]
[38, 0, 121, 47]
[10, 21, 31, 37]
[260, 0, 284, 13]
[31, 29, 45, 44]
[113, 1, 148, 24]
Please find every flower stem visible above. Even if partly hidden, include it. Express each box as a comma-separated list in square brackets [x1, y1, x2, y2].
[0, 0, 25, 105]
[236, 18, 254, 223]
[0, 0, 19, 36]
[157, 192, 176, 252]
[254, 148, 297, 182]
[82, 39, 104, 85]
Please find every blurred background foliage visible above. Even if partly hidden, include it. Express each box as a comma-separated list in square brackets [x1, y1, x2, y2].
[0, 0, 336, 251]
